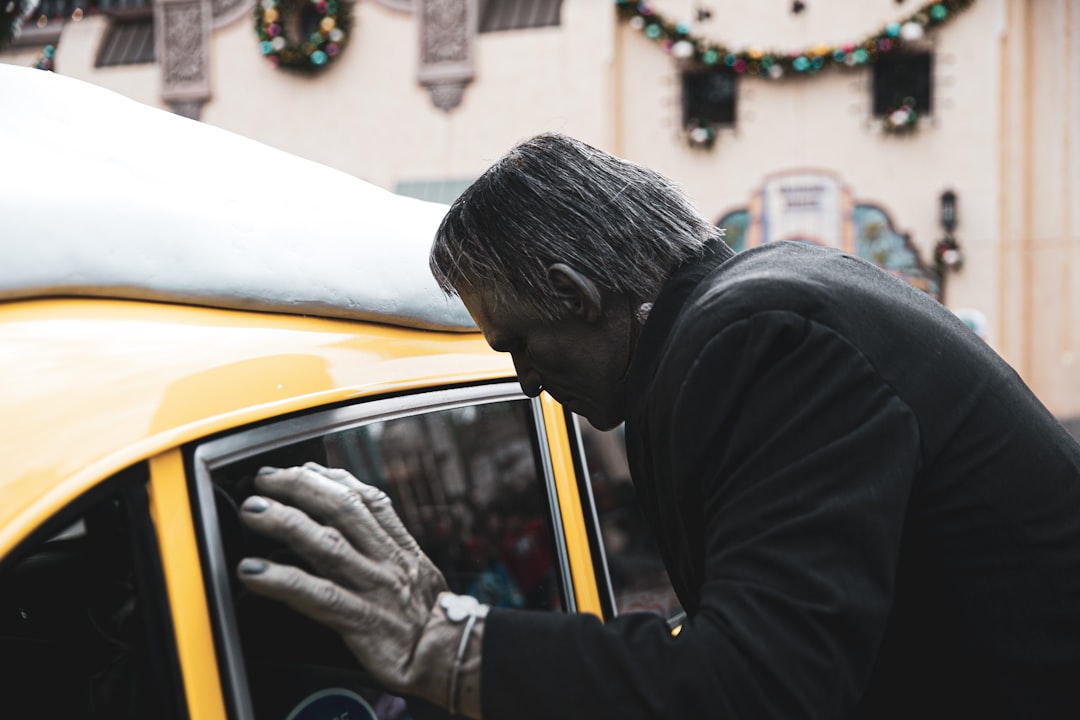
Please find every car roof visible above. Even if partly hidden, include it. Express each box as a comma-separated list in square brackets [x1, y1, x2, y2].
[0, 64, 476, 333]
[0, 66, 517, 554]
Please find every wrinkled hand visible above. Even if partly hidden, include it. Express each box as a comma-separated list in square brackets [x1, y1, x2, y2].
[236, 462, 449, 700]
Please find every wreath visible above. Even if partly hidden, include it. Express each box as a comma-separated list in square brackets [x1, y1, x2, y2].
[882, 97, 919, 135]
[685, 118, 717, 150]
[933, 236, 964, 274]
[255, 0, 352, 72]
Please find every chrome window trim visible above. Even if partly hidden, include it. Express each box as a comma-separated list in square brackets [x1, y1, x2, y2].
[530, 399, 576, 615]
[567, 413, 617, 618]
[190, 382, 574, 719]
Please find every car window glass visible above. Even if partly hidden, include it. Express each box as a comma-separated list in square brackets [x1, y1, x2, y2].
[0, 466, 184, 719]
[207, 396, 564, 719]
[577, 421, 684, 624]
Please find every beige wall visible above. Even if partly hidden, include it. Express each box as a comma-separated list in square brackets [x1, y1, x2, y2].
[202, 0, 615, 187]
[2, 0, 1077, 416]
[994, 0, 1080, 416]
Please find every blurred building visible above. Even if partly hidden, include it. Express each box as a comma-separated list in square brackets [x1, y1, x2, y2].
[3, 0, 1078, 426]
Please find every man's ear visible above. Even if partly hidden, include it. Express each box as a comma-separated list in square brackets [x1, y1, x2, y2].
[548, 263, 602, 322]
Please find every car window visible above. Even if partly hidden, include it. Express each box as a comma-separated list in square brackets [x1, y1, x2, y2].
[193, 385, 568, 719]
[0, 464, 185, 719]
[576, 421, 684, 625]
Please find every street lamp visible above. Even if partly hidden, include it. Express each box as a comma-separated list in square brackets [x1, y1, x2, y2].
[934, 189, 963, 278]
[939, 189, 958, 235]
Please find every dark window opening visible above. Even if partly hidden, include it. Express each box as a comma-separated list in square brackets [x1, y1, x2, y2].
[96, 15, 155, 67]
[32, 0, 151, 19]
[479, 0, 561, 33]
[873, 50, 933, 115]
[33, 0, 89, 17]
[682, 68, 737, 128]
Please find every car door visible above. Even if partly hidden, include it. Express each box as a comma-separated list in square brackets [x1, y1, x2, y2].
[185, 382, 604, 719]
[0, 463, 189, 718]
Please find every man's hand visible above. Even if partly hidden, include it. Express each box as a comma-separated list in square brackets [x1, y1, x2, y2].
[235, 462, 453, 701]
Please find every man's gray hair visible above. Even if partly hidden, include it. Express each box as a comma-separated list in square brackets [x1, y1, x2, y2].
[429, 133, 715, 320]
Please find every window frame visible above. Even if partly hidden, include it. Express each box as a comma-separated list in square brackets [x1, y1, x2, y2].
[96, 13, 156, 68]
[188, 382, 576, 719]
[478, 0, 562, 34]
[681, 66, 738, 130]
[871, 49, 934, 118]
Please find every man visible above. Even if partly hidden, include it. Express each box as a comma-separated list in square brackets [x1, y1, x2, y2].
[237, 133, 1080, 718]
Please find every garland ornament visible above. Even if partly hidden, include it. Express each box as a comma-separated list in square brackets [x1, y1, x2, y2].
[255, 0, 352, 72]
[34, 42, 55, 71]
[614, 0, 975, 80]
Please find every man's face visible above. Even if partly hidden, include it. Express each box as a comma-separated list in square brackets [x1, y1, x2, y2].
[458, 285, 631, 430]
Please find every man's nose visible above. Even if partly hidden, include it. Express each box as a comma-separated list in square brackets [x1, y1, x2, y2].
[512, 354, 543, 397]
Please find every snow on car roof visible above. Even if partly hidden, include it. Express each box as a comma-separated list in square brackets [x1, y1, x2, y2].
[0, 64, 476, 332]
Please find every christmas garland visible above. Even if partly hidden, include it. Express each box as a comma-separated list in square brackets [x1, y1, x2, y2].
[255, 0, 352, 72]
[618, 0, 975, 147]
[614, 0, 975, 79]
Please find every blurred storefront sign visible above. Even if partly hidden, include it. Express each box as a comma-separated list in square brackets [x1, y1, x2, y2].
[718, 169, 941, 300]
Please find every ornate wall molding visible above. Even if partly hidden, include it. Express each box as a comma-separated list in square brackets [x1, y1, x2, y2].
[417, 0, 475, 112]
[167, 99, 208, 119]
[155, 0, 212, 119]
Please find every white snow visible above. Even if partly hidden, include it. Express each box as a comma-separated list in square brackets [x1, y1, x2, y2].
[0, 64, 476, 331]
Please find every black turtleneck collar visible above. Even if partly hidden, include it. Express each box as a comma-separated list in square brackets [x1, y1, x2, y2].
[625, 237, 736, 415]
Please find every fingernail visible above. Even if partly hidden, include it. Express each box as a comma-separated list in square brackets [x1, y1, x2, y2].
[239, 558, 268, 575]
[257, 466, 279, 476]
[242, 496, 271, 513]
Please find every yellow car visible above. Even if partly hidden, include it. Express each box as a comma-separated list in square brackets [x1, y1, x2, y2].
[0, 66, 678, 719]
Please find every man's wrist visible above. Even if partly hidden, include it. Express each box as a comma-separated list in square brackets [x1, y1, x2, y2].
[412, 591, 488, 719]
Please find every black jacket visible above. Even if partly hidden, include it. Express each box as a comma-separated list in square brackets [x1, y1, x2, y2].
[483, 241, 1080, 719]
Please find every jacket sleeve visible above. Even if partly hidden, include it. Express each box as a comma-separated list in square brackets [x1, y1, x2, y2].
[481, 309, 921, 719]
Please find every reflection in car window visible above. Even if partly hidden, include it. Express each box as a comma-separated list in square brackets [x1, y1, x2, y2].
[577, 420, 684, 624]
[208, 397, 564, 718]
[0, 465, 183, 719]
